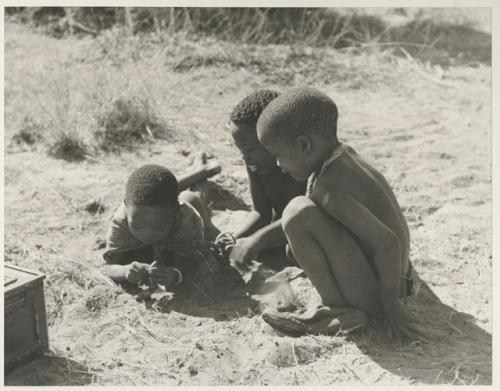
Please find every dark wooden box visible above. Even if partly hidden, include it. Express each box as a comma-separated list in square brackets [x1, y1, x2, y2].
[4, 264, 49, 372]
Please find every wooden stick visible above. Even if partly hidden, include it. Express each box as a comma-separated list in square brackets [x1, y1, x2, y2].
[177, 161, 222, 191]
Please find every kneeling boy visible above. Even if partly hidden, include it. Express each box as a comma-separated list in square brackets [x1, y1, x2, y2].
[256, 87, 421, 338]
[217, 90, 306, 270]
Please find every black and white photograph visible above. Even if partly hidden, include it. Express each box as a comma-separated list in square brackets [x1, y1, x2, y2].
[2, 2, 495, 387]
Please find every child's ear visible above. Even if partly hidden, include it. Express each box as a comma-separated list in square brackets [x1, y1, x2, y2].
[296, 135, 312, 154]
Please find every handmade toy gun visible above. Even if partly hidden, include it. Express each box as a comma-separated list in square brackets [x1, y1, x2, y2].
[177, 158, 221, 191]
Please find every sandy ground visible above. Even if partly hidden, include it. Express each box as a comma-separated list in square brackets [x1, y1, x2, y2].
[3, 19, 491, 386]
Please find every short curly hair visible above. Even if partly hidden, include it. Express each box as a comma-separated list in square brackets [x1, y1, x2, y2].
[257, 87, 338, 145]
[230, 89, 280, 127]
[125, 164, 179, 208]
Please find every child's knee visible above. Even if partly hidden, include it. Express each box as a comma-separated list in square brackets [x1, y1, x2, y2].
[282, 196, 320, 234]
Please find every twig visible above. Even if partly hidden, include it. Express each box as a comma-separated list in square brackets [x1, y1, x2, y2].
[342, 363, 361, 381]
[291, 341, 312, 382]
[446, 321, 465, 336]
[451, 362, 467, 385]
[434, 369, 444, 383]
[136, 313, 177, 343]
[398, 46, 454, 88]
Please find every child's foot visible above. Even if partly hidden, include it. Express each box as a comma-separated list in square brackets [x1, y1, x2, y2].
[262, 312, 310, 337]
[262, 306, 368, 336]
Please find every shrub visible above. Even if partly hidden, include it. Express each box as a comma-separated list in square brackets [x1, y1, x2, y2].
[10, 115, 44, 146]
[47, 129, 88, 161]
[94, 97, 169, 152]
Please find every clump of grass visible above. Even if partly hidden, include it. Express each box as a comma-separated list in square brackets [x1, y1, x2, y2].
[10, 115, 44, 147]
[83, 197, 106, 215]
[47, 129, 88, 162]
[94, 97, 169, 152]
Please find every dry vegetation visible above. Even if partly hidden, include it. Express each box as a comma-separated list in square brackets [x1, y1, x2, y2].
[4, 7, 492, 386]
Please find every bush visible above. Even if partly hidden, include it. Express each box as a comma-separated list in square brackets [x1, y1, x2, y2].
[47, 129, 88, 161]
[10, 115, 44, 146]
[94, 97, 169, 152]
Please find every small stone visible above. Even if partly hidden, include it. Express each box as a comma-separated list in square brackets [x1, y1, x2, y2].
[188, 365, 198, 376]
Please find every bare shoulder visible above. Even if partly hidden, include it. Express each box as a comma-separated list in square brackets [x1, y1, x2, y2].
[313, 145, 361, 194]
[313, 143, 387, 208]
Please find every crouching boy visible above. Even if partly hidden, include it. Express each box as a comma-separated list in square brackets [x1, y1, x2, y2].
[256, 87, 421, 338]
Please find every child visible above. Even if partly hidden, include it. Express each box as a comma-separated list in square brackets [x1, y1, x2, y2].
[216, 90, 306, 271]
[103, 164, 223, 291]
[256, 87, 421, 338]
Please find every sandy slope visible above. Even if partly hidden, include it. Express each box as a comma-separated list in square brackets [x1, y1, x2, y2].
[3, 22, 491, 385]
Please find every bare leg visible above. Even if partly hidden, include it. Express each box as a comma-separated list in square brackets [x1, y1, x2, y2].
[283, 196, 381, 313]
[180, 190, 220, 241]
[263, 196, 381, 336]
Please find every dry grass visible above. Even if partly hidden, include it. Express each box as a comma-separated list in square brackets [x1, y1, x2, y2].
[4, 7, 490, 160]
[94, 96, 170, 152]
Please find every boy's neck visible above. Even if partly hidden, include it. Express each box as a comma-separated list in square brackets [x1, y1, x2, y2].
[312, 138, 339, 174]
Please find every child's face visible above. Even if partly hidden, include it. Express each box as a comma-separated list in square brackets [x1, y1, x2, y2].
[126, 204, 177, 245]
[228, 121, 277, 175]
[260, 135, 318, 182]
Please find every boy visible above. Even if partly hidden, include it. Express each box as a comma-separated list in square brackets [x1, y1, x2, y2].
[103, 164, 223, 291]
[217, 90, 306, 270]
[256, 87, 421, 338]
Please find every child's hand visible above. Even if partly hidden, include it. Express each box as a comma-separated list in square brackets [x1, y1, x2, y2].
[125, 262, 150, 284]
[382, 295, 427, 341]
[215, 232, 237, 255]
[148, 261, 182, 287]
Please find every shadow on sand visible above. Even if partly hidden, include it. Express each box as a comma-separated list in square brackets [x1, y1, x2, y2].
[4, 355, 95, 386]
[193, 180, 251, 212]
[120, 262, 300, 322]
[353, 279, 492, 385]
[120, 264, 262, 322]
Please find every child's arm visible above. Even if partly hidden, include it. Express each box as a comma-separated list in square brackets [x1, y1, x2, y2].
[319, 189, 421, 337]
[325, 192, 402, 298]
[103, 261, 150, 284]
[228, 219, 287, 264]
[102, 205, 151, 283]
[233, 169, 273, 238]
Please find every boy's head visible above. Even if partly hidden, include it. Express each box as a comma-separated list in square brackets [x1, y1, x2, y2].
[125, 164, 179, 245]
[228, 89, 280, 175]
[257, 87, 339, 181]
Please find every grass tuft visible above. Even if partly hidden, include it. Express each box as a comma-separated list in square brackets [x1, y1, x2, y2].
[47, 129, 88, 162]
[94, 97, 169, 152]
[10, 115, 45, 146]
